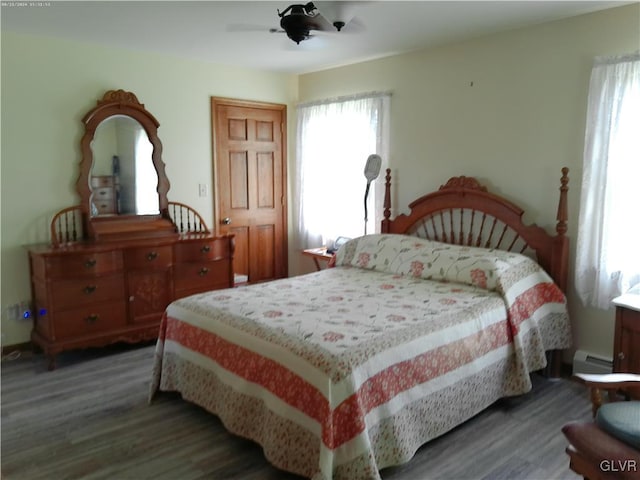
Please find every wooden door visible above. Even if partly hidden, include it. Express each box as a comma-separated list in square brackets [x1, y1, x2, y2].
[211, 98, 288, 283]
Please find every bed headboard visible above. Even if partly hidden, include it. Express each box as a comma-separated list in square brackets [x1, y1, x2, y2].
[381, 168, 569, 292]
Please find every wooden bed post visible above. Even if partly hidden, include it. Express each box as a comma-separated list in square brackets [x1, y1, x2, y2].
[552, 167, 570, 293]
[556, 167, 569, 237]
[382, 168, 392, 233]
[548, 167, 570, 378]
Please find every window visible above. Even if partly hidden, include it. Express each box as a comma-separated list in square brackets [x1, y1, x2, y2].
[575, 52, 640, 309]
[134, 128, 158, 215]
[295, 92, 390, 249]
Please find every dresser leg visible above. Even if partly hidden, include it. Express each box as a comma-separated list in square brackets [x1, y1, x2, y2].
[47, 354, 57, 371]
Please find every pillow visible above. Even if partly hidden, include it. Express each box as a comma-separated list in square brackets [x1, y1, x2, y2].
[334, 234, 545, 293]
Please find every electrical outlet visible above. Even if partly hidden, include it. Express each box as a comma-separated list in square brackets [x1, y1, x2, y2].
[19, 301, 33, 320]
[4, 303, 21, 321]
[198, 183, 208, 197]
[6, 304, 19, 322]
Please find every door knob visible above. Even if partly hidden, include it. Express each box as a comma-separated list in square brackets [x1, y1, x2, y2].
[222, 217, 232, 225]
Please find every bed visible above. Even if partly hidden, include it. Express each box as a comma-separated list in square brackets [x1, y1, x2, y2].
[150, 168, 572, 480]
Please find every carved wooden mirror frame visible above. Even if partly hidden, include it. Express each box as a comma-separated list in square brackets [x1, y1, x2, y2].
[76, 90, 173, 241]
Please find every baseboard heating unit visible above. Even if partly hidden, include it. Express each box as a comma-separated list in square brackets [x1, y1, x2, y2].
[572, 350, 613, 375]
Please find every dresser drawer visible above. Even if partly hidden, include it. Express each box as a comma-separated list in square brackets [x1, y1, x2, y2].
[92, 187, 114, 200]
[175, 239, 232, 262]
[620, 308, 640, 328]
[124, 245, 173, 270]
[53, 301, 127, 340]
[45, 251, 123, 278]
[50, 274, 125, 309]
[93, 199, 116, 215]
[174, 261, 231, 293]
[91, 175, 115, 188]
[92, 187, 115, 214]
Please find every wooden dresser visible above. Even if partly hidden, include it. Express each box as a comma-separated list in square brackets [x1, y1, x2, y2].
[30, 89, 238, 369]
[27, 233, 234, 370]
[612, 292, 640, 375]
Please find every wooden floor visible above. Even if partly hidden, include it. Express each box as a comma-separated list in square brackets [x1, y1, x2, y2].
[1, 344, 590, 480]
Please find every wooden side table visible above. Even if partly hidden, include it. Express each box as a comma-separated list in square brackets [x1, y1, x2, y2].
[302, 247, 334, 271]
[612, 292, 640, 375]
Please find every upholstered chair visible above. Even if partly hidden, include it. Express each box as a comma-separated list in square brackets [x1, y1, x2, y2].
[562, 373, 640, 480]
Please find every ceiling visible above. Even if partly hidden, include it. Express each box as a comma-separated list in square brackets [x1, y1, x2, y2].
[1, 1, 629, 74]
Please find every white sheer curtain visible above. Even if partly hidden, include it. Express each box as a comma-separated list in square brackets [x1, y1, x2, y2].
[575, 52, 640, 309]
[295, 92, 390, 249]
[134, 129, 158, 215]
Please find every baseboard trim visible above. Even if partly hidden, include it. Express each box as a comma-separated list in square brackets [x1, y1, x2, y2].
[2, 341, 32, 355]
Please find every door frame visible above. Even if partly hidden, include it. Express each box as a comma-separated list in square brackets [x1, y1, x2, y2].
[210, 96, 289, 279]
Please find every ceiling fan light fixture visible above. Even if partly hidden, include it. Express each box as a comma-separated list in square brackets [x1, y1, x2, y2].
[278, 2, 320, 44]
[282, 25, 311, 44]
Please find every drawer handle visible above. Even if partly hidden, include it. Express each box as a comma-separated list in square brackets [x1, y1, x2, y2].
[201, 245, 211, 253]
[98, 191, 107, 196]
[198, 267, 209, 276]
[84, 285, 97, 294]
[85, 314, 99, 324]
[618, 352, 625, 360]
[85, 259, 97, 268]
[147, 251, 158, 261]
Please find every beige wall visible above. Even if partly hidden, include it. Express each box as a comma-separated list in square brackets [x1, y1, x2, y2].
[0, 32, 298, 345]
[297, 4, 640, 361]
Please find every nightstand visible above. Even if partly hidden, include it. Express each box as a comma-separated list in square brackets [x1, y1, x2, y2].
[302, 247, 334, 271]
[612, 292, 640, 375]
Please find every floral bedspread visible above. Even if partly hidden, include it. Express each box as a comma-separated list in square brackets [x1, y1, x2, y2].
[150, 235, 571, 480]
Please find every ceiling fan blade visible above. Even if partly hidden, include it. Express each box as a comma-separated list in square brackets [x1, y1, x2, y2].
[225, 23, 273, 33]
[313, 1, 367, 32]
[338, 16, 366, 33]
[307, 12, 334, 32]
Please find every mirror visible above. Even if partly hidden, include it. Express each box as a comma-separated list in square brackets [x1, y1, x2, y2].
[90, 115, 159, 216]
[77, 90, 173, 241]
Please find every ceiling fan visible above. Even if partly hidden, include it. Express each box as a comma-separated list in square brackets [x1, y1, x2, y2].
[277, 2, 351, 44]
[226, 1, 361, 48]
